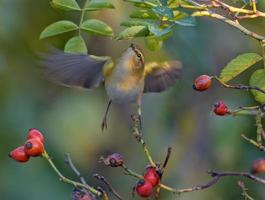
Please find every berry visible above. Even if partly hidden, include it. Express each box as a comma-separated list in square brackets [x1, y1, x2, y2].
[251, 159, 265, 174]
[72, 188, 95, 200]
[27, 128, 45, 143]
[135, 179, 153, 198]
[101, 153, 124, 167]
[24, 138, 44, 157]
[213, 101, 229, 116]
[193, 75, 212, 91]
[144, 167, 160, 187]
[9, 146, 30, 163]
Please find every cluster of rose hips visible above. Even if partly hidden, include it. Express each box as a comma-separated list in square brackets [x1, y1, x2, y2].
[134, 166, 161, 198]
[9, 128, 45, 162]
[193, 75, 229, 116]
[101, 153, 161, 198]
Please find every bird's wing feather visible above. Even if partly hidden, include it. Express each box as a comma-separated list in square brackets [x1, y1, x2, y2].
[144, 61, 182, 93]
[40, 49, 112, 89]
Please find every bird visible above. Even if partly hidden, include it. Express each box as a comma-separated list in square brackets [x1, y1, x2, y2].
[41, 43, 182, 131]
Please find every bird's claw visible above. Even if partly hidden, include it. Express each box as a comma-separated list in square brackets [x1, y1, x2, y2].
[101, 118, 108, 131]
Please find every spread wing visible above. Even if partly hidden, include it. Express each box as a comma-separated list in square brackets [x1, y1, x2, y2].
[40, 49, 112, 89]
[144, 61, 182, 93]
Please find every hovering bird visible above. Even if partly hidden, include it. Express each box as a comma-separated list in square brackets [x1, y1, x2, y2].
[41, 44, 181, 131]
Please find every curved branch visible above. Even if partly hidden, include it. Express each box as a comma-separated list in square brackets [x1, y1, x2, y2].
[192, 11, 265, 41]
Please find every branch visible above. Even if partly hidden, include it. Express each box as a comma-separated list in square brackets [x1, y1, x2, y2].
[192, 11, 265, 41]
[238, 181, 255, 200]
[155, 147, 172, 199]
[93, 173, 123, 200]
[42, 151, 102, 197]
[213, 76, 265, 95]
[131, 114, 156, 167]
[241, 134, 265, 151]
[64, 153, 88, 185]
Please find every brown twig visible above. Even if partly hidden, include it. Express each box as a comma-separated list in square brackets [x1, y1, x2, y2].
[213, 76, 265, 95]
[155, 147, 172, 199]
[93, 173, 123, 200]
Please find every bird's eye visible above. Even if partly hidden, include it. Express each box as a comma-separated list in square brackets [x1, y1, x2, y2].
[137, 54, 141, 58]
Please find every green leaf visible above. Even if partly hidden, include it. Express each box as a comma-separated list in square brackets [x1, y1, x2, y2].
[40, 20, 78, 39]
[249, 69, 265, 103]
[219, 53, 262, 83]
[144, 36, 163, 51]
[51, 0, 81, 11]
[148, 23, 173, 37]
[152, 6, 174, 19]
[175, 16, 196, 26]
[84, 0, 115, 11]
[120, 20, 149, 27]
[160, 0, 168, 6]
[64, 36, 87, 54]
[130, 10, 158, 19]
[123, 0, 160, 7]
[116, 26, 149, 40]
[81, 19, 113, 36]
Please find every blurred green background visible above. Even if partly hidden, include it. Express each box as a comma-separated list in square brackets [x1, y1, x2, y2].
[1, 0, 265, 199]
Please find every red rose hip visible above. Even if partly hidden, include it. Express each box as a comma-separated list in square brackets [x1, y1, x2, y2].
[24, 138, 44, 157]
[9, 146, 30, 163]
[214, 101, 228, 116]
[135, 179, 153, 198]
[144, 167, 160, 187]
[193, 75, 212, 91]
[27, 128, 45, 143]
[251, 159, 265, 174]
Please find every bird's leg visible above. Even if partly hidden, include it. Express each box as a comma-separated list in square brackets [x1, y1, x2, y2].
[101, 100, 112, 131]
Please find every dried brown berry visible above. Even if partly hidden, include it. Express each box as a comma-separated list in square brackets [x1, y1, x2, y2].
[101, 153, 124, 167]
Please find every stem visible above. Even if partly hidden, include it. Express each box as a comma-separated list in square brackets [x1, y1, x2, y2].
[65, 153, 88, 185]
[42, 151, 102, 197]
[155, 147, 172, 199]
[131, 114, 156, 167]
[256, 110, 263, 146]
[241, 134, 265, 151]
[78, 0, 87, 35]
[238, 181, 255, 200]
[261, 41, 265, 69]
[252, 0, 257, 13]
[192, 11, 265, 41]
[93, 173, 123, 200]
[121, 164, 143, 179]
[213, 76, 265, 95]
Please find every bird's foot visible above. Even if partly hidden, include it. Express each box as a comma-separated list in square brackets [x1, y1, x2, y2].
[101, 117, 108, 131]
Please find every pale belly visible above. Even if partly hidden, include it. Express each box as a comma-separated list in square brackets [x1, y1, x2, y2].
[105, 79, 144, 104]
